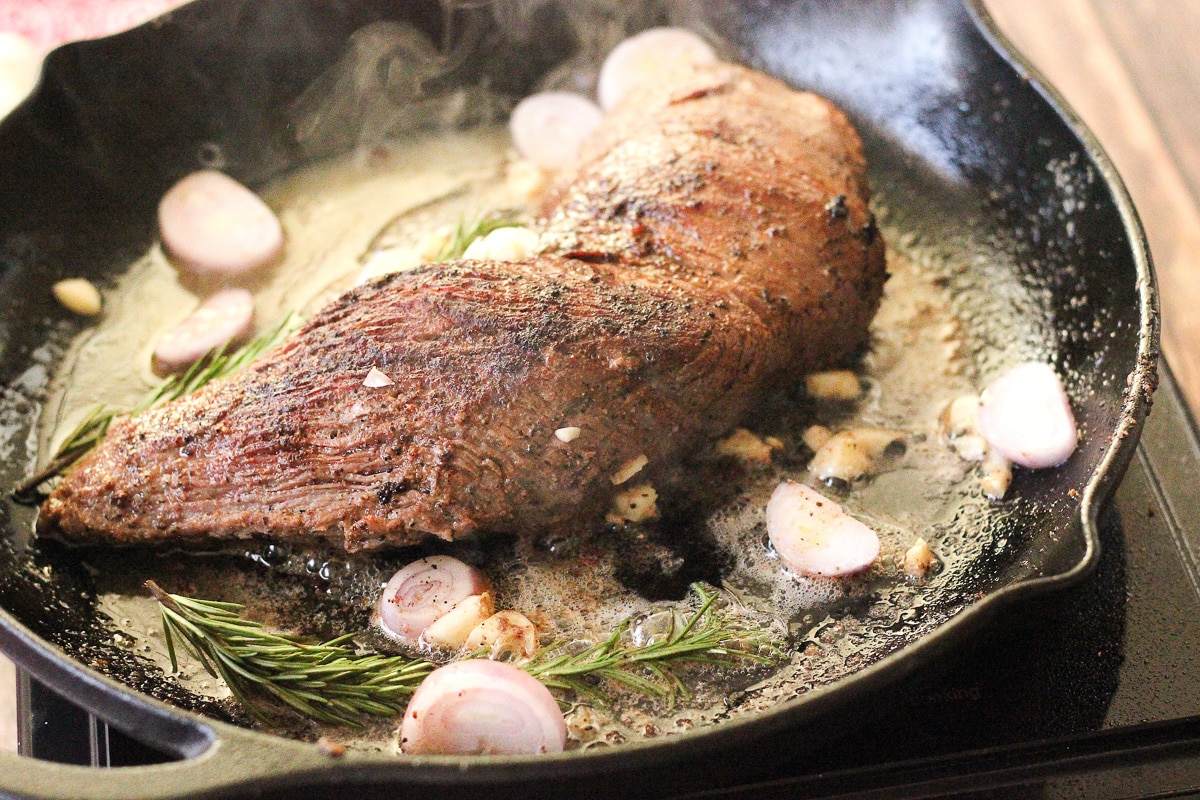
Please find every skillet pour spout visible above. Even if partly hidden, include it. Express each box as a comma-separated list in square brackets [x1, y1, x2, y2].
[0, 0, 1157, 797]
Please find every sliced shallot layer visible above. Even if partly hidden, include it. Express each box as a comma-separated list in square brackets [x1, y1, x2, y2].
[399, 660, 566, 755]
[375, 556, 490, 648]
[765, 480, 880, 578]
[509, 92, 603, 171]
[158, 170, 284, 278]
[151, 288, 254, 376]
[597, 27, 717, 110]
[976, 362, 1078, 469]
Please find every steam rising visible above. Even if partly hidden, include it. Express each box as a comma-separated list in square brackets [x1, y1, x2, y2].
[287, 0, 725, 159]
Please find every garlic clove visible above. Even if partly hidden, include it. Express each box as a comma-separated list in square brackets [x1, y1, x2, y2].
[422, 593, 496, 650]
[465, 610, 539, 660]
[509, 92, 603, 171]
[158, 170, 284, 278]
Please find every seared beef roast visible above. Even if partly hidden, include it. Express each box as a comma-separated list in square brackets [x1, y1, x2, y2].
[39, 63, 887, 551]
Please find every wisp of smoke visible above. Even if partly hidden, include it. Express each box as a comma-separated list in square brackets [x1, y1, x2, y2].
[287, 0, 726, 160]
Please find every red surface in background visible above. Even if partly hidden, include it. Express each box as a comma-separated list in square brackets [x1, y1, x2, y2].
[0, 0, 189, 49]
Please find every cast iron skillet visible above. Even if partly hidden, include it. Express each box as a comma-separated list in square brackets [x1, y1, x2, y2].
[0, 0, 1159, 797]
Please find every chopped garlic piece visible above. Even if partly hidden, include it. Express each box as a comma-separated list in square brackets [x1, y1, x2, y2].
[608, 483, 658, 523]
[980, 451, 1012, 499]
[802, 424, 832, 452]
[903, 538, 936, 578]
[555, 426, 581, 443]
[52, 278, 102, 316]
[357, 248, 421, 284]
[505, 158, 547, 200]
[941, 395, 991, 461]
[941, 394, 981, 439]
[462, 226, 540, 262]
[466, 610, 538, 660]
[416, 228, 452, 262]
[810, 428, 904, 483]
[810, 433, 872, 482]
[610, 453, 648, 485]
[951, 433, 989, 462]
[804, 370, 862, 401]
[715, 428, 778, 463]
[363, 366, 394, 387]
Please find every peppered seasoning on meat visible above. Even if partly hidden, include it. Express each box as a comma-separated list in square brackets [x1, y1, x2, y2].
[38, 63, 887, 552]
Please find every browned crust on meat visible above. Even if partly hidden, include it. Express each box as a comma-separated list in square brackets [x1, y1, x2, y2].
[38, 63, 887, 552]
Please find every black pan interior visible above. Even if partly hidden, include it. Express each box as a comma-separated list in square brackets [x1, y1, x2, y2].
[0, 0, 1156, 787]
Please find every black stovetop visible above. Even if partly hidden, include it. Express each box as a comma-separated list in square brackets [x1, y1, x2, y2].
[18, 364, 1200, 800]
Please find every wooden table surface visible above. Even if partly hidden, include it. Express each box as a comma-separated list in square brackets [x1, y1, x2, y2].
[1, 0, 1197, 759]
[984, 0, 1200, 414]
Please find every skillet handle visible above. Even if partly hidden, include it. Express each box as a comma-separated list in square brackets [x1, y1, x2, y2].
[0, 722, 337, 800]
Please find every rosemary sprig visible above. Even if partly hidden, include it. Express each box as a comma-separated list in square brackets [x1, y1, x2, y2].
[524, 585, 774, 703]
[140, 313, 293, 410]
[435, 212, 521, 262]
[147, 582, 774, 727]
[14, 316, 295, 500]
[147, 581, 433, 727]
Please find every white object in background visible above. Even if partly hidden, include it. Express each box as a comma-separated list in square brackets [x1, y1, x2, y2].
[152, 288, 255, 376]
[158, 170, 285, 278]
[509, 91, 603, 171]
[0, 32, 43, 119]
[597, 27, 717, 111]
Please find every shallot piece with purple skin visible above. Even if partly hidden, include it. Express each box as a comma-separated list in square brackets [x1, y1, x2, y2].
[158, 170, 284, 278]
[509, 92, 604, 171]
[399, 660, 566, 755]
[976, 362, 1078, 469]
[374, 556, 490, 649]
[151, 288, 255, 376]
[596, 27, 717, 111]
[765, 480, 880, 578]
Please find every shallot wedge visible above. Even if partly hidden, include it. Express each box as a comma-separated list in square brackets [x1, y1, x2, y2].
[375, 556, 490, 649]
[597, 27, 717, 110]
[766, 481, 880, 578]
[509, 92, 603, 171]
[399, 660, 566, 755]
[158, 170, 284, 278]
[152, 288, 254, 376]
[976, 362, 1077, 469]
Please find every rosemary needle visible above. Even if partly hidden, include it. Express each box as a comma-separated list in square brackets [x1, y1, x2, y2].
[147, 581, 775, 727]
[148, 581, 433, 727]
